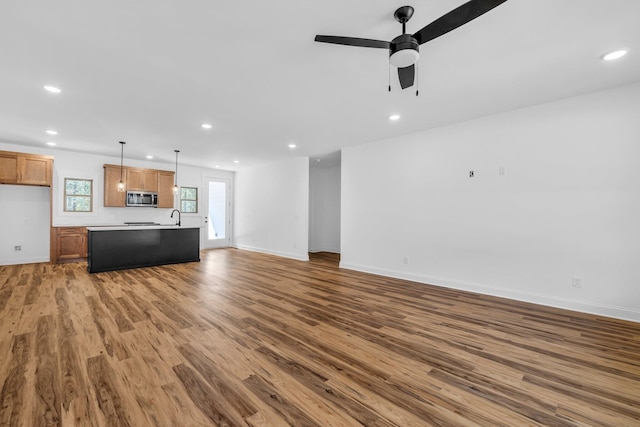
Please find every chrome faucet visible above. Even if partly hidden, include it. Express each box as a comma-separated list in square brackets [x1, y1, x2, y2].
[170, 209, 181, 226]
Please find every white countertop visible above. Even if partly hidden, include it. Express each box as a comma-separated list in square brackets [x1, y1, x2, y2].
[86, 225, 201, 231]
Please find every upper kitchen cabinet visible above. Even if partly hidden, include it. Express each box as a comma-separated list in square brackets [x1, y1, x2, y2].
[104, 165, 126, 207]
[0, 150, 52, 186]
[0, 153, 17, 184]
[104, 164, 174, 207]
[127, 168, 158, 192]
[157, 171, 175, 208]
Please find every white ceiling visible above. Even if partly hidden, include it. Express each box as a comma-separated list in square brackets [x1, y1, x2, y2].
[1, 1, 639, 171]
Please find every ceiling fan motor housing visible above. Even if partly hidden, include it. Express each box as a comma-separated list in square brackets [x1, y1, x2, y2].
[390, 34, 419, 68]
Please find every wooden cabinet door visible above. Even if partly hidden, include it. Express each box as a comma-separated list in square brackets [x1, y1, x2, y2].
[127, 169, 158, 191]
[143, 170, 158, 192]
[126, 169, 144, 190]
[0, 153, 19, 184]
[58, 234, 84, 260]
[19, 156, 51, 185]
[157, 171, 175, 208]
[55, 227, 87, 262]
[104, 166, 126, 207]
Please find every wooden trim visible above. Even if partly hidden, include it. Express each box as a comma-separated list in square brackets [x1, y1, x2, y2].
[103, 163, 173, 173]
[0, 149, 53, 159]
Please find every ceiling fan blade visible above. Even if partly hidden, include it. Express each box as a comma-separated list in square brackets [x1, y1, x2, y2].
[412, 0, 508, 45]
[398, 65, 415, 89]
[315, 35, 391, 49]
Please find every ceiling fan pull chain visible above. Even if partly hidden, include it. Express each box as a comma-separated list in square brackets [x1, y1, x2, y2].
[388, 62, 391, 92]
[416, 61, 419, 96]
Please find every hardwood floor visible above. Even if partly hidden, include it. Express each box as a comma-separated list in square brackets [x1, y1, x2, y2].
[1, 249, 639, 426]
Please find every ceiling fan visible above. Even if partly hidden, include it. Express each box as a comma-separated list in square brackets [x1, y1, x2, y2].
[315, 0, 508, 92]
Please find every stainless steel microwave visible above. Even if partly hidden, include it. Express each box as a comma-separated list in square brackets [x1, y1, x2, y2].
[126, 191, 158, 207]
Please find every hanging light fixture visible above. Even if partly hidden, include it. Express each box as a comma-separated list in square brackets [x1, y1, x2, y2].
[173, 149, 180, 194]
[117, 141, 126, 192]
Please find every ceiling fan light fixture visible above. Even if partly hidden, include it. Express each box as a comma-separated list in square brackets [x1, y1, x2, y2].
[389, 34, 419, 68]
[390, 49, 419, 68]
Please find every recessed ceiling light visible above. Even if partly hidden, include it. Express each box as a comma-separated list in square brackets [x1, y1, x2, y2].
[146, 155, 154, 159]
[46, 130, 57, 135]
[602, 49, 628, 61]
[201, 123, 212, 129]
[215, 165, 220, 168]
[389, 114, 400, 121]
[288, 143, 296, 149]
[44, 85, 61, 94]
[233, 160, 239, 164]
[46, 141, 56, 146]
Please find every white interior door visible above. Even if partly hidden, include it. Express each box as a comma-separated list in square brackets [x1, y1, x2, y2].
[201, 178, 231, 249]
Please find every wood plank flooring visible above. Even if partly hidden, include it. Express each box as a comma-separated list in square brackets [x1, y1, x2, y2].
[1, 249, 639, 426]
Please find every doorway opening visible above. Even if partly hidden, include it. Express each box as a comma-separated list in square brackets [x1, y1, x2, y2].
[202, 178, 231, 249]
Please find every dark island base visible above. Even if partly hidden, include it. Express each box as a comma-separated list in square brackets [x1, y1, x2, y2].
[87, 227, 200, 273]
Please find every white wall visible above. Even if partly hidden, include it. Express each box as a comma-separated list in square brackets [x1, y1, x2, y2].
[234, 157, 309, 261]
[0, 185, 50, 265]
[341, 82, 640, 322]
[0, 141, 233, 264]
[309, 164, 341, 253]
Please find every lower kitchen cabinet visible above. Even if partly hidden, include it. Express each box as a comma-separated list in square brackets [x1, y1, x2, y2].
[52, 226, 87, 263]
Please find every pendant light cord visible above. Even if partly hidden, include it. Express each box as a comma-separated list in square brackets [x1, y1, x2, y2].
[119, 141, 125, 181]
[174, 150, 180, 186]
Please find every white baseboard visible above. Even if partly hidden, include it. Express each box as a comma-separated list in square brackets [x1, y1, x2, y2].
[0, 256, 50, 266]
[234, 244, 309, 262]
[339, 261, 640, 323]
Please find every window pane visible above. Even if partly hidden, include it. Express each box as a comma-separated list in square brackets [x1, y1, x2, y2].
[179, 187, 197, 213]
[181, 200, 197, 213]
[66, 196, 91, 212]
[66, 179, 91, 195]
[208, 181, 226, 239]
[64, 178, 93, 212]
[181, 187, 197, 200]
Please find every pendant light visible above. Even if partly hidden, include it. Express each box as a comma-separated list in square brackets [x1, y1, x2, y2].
[117, 141, 126, 192]
[173, 149, 180, 194]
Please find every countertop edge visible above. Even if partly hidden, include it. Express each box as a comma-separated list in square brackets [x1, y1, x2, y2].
[87, 225, 201, 231]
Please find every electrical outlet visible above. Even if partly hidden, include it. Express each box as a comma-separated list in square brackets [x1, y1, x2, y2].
[469, 170, 475, 178]
[402, 257, 409, 265]
[499, 166, 505, 176]
[571, 276, 582, 288]
[14, 245, 22, 252]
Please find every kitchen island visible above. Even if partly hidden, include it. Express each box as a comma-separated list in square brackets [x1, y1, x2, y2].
[87, 225, 200, 273]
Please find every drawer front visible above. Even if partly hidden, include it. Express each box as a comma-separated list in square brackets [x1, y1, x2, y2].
[58, 227, 86, 235]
